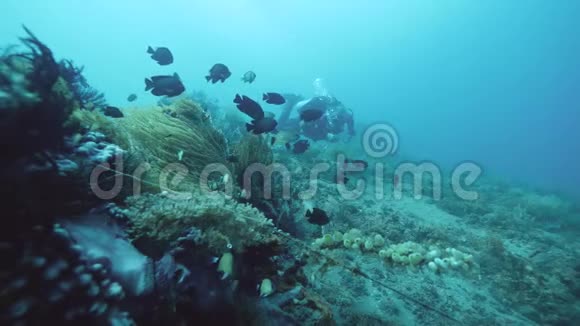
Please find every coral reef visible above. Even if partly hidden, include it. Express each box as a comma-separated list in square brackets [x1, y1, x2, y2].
[312, 229, 475, 273]
[0, 27, 333, 326]
[60, 209, 154, 297]
[73, 131, 124, 165]
[57, 59, 107, 110]
[218, 108, 246, 142]
[230, 134, 274, 198]
[66, 108, 131, 150]
[2, 26, 579, 326]
[122, 192, 281, 254]
[0, 53, 39, 109]
[112, 100, 230, 194]
[1, 223, 133, 325]
[0, 28, 103, 232]
[0, 28, 77, 162]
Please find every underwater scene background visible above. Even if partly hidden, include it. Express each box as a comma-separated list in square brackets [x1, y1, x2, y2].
[1, 1, 579, 325]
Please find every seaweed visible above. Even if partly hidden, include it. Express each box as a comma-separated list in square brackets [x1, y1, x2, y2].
[18, 26, 60, 93]
[58, 58, 107, 109]
[0, 27, 84, 233]
[114, 100, 231, 194]
[0, 26, 75, 162]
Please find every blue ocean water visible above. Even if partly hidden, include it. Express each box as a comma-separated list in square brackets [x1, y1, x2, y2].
[3, 2, 580, 325]
[2, 0, 578, 196]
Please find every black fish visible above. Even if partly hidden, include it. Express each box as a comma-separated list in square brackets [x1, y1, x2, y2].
[102, 106, 124, 118]
[242, 71, 256, 83]
[234, 94, 264, 120]
[246, 118, 277, 135]
[206, 63, 231, 83]
[270, 137, 276, 146]
[290, 139, 310, 154]
[300, 109, 324, 122]
[127, 94, 137, 102]
[147, 46, 173, 65]
[263, 92, 285, 105]
[145, 73, 185, 97]
[306, 208, 330, 226]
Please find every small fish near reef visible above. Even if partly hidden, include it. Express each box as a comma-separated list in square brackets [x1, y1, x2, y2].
[271, 130, 299, 146]
[127, 94, 137, 102]
[206, 63, 231, 83]
[102, 106, 124, 118]
[246, 117, 277, 135]
[147, 46, 173, 65]
[234, 94, 264, 120]
[305, 207, 330, 226]
[241, 71, 256, 83]
[263, 92, 286, 105]
[286, 139, 310, 154]
[300, 109, 324, 122]
[145, 73, 185, 97]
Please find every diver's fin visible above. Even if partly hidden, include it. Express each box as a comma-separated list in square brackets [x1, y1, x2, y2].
[145, 78, 154, 91]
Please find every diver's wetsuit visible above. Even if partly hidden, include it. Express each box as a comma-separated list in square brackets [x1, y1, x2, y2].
[278, 95, 355, 141]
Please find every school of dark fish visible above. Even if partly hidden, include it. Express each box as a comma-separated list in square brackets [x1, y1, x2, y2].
[110, 45, 330, 158]
[102, 45, 344, 228]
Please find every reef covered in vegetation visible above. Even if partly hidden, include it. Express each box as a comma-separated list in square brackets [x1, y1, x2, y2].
[1, 28, 579, 326]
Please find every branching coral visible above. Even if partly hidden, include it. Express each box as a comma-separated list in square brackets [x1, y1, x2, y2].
[123, 192, 280, 254]
[58, 59, 107, 109]
[17, 26, 60, 94]
[0, 27, 77, 161]
[65, 108, 130, 150]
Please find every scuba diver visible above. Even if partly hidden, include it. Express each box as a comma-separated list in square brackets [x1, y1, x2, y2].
[277, 94, 355, 142]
